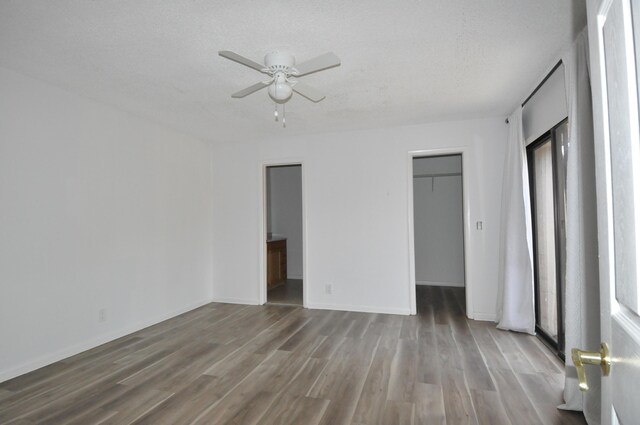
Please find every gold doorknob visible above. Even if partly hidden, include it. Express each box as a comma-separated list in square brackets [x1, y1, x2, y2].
[571, 343, 611, 392]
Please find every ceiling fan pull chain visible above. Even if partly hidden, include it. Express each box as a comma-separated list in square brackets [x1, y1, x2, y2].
[274, 103, 279, 122]
[283, 103, 286, 128]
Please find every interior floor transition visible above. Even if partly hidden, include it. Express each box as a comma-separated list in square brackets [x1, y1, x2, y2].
[267, 278, 303, 306]
[0, 286, 585, 425]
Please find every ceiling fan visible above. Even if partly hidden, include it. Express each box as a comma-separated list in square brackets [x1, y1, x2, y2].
[218, 50, 341, 104]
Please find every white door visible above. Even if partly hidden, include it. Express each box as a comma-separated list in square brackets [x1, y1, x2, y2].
[586, 0, 640, 423]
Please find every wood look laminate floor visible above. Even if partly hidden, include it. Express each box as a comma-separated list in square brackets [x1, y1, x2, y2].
[0, 287, 586, 425]
[267, 279, 303, 306]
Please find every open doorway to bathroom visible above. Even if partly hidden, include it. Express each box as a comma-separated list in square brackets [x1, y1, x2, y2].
[265, 164, 303, 306]
[412, 154, 466, 315]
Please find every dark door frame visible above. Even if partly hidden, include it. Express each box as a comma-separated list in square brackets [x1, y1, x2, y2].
[526, 118, 568, 360]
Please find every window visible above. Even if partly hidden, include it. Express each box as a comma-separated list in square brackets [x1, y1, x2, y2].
[527, 118, 568, 359]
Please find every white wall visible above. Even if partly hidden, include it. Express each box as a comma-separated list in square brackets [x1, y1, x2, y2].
[0, 67, 214, 382]
[522, 64, 568, 144]
[267, 166, 303, 279]
[413, 156, 464, 286]
[211, 118, 506, 319]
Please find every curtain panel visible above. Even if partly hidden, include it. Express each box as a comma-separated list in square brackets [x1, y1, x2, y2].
[496, 108, 536, 335]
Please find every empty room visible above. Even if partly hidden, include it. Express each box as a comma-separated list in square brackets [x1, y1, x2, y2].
[1, 1, 639, 424]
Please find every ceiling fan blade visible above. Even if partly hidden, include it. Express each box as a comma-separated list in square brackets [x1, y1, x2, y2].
[219, 51, 266, 73]
[293, 52, 341, 77]
[231, 81, 270, 98]
[292, 81, 326, 102]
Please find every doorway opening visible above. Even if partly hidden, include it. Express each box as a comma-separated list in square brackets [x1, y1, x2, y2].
[411, 154, 466, 315]
[265, 164, 303, 306]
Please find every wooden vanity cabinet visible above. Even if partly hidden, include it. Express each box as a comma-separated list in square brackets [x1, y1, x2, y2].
[267, 239, 287, 289]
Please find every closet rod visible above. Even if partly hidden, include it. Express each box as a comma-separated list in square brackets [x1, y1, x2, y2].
[414, 172, 461, 178]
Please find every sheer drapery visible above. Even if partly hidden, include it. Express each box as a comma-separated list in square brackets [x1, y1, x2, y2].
[496, 108, 535, 334]
[559, 29, 600, 424]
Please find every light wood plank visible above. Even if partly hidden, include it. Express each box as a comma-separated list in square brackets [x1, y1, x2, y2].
[387, 339, 419, 402]
[131, 375, 224, 424]
[0, 287, 585, 425]
[416, 328, 440, 385]
[284, 358, 328, 397]
[511, 333, 563, 374]
[469, 389, 510, 425]
[0, 389, 14, 402]
[255, 394, 330, 425]
[435, 324, 463, 369]
[440, 368, 479, 425]
[489, 328, 538, 374]
[99, 387, 174, 424]
[381, 400, 415, 425]
[517, 372, 587, 425]
[414, 383, 446, 425]
[489, 368, 543, 425]
[219, 391, 278, 425]
[467, 322, 511, 371]
[351, 344, 396, 424]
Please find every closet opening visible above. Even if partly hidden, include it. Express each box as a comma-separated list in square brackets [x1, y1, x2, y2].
[411, 154, 466, 315]
[264, 164, 304, 306]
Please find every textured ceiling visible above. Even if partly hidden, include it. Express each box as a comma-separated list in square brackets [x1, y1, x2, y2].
[0, 1, 586, 143]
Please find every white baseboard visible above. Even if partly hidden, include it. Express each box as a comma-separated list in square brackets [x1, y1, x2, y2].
[416, 280, 464, 287]
[472, 312, 497, 322]
[307, 302, 410, 316]
[287, 275, 303, 280]
[0, 298, 213, 384]
[211, 296, 261, 305]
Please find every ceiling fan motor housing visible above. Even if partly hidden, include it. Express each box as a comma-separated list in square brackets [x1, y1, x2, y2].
[264, 51, 296, 74]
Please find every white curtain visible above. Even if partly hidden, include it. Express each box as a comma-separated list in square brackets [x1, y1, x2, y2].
[560, 29, 601, 425]
[496, 108, 536, 334]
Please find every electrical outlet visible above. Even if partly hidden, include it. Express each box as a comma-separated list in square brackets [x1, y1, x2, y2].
[476, 221, 483, 230]
[98, 308, 107, 323]
[325, 284, 332, 295]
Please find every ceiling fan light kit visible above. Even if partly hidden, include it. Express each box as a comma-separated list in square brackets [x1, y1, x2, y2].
[268, 73, 293, 103]
[219, 50, 341, 127]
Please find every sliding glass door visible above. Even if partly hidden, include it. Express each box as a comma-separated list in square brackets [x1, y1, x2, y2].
[527, 119, 567, 358]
